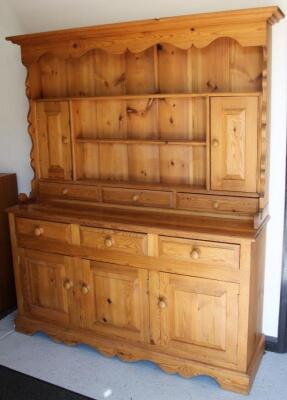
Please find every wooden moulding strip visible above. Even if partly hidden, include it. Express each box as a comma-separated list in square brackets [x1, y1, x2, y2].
[75, 138, 207, 146]
[32, 92, 262, 102]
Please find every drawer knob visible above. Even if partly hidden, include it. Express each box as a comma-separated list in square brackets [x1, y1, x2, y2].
[132, 194, 140, 202]
[62, 136, 69, 144]
[104, 237, 113, 248]
[81, 284, 89, 295]
[64, 280, 73, 290]
[62, 188, 68, 195]
[213, 201, 219, 209]
[190, 248, 200, 260]
[34, 226, 44, 237]
[158, 298, 167, 309]
[212, 139, 219, 148]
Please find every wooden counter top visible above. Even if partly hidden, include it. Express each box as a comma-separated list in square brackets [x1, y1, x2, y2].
[8, 201, 265, 241]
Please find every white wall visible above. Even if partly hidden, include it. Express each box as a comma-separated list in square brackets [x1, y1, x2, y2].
[1, 0, 287, 337]
[0, 0, 31, 193]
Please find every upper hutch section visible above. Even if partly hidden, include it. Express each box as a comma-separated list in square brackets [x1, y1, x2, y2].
[6, 6, 284, 219]
[7, 6, 282, 98]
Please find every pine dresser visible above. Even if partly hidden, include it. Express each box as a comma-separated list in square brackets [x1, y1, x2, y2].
[6, 6, 284, 393]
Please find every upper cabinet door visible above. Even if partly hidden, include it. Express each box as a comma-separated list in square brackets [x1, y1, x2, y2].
[36, 101, 72, 180]
[210, 97, 258, 193]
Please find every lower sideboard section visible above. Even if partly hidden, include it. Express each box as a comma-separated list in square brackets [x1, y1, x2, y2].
[8, 211, 266, 394]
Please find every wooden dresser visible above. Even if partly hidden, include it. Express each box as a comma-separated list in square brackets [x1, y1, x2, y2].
[6, 7, 283, 394]
[0, 174, 17, 317]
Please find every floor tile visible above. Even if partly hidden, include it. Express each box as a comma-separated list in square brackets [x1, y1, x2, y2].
[0, 311, 16, 339]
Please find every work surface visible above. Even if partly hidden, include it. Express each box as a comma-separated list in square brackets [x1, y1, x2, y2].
[9, 201, 262, 240]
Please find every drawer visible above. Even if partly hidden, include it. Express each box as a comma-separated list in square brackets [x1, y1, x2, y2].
[16, 218, 72, 244]
[80, 227, 148, 256]
[39, 182, 99, 202]
[102, 187, 172, 208]
[177, 193, 258, 214]
[158, 236, 239, 268]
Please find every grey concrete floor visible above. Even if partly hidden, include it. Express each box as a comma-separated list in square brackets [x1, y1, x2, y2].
[0, 313, 286, 400]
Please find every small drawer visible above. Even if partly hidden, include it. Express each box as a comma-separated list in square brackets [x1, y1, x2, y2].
[102, 187, 172, 208]
[158, 236, 239, 268]
[80, 227, 148, 256]
[177, 193, 259, 214]
[39, 182, 99, 202]
[16, 218, 72, 244]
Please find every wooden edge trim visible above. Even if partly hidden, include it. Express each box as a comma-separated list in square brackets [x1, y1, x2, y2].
[6, 6, 284, 46]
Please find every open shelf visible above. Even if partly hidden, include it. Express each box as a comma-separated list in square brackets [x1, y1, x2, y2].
[76, 137, 207, 146]
[68, 94, 208, 186]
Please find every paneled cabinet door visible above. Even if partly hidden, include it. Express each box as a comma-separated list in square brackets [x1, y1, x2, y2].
[210, 97, 258, 193]
[159, 273, 239, 365]
[36, 101, 72, 180]
[70, 259, 150, 343]
[18, 249, 73, 325]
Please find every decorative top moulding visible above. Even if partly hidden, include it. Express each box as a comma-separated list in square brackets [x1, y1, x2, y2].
[5, 6, 284, 64]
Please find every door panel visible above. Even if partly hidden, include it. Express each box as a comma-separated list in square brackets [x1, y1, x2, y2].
[74, 260, 149, 343]
[211, 97, 258, 192]
[36, 101, 72, 180]
[19, 249, 73, 324]
[159, 273, 239, 365]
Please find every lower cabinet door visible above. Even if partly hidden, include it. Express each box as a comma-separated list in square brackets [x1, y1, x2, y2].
[71, 259, 150, 343]
[19, 249, 73, 325]
[159, 273, 239, 365]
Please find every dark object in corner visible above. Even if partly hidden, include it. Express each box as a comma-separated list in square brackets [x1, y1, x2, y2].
[0, 365, 95, 400]
[0, 174, 17, 318]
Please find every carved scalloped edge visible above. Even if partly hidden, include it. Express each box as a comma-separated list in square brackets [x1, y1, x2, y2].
[16, 323, 250, 394]
[25, 67, 37, 195]
[157, 362, 249, 393]
[32, 329, 235, 389]
[259, 46, 268, 200]
[25, 35, 260, 66]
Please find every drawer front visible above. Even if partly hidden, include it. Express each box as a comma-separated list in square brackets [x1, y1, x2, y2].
[16, 218, 72, 244]
[39, 182, 99, 202]
[80, 227, 148, 256]
[177, 193, 258, 214]
[102, 187, 172, 208]
[158, 236, 239, 268]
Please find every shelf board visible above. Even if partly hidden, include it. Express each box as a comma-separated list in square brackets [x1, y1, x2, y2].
[33, 92, 262, 102]
[75, 138, 207, 146]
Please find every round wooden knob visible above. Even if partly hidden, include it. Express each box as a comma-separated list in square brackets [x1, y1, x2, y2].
[81, 285, 89, 295]
[104, 237, 113, 248]
[64, 280, 73, 290]
[190, 248, 200, 260]
[18, 193, 29, 204]
[158, 299, 167, 309]
[132, 194, 139, 202]
[213, 201, 219, 209]
[62, 188, 68, 195]
[34, 226, 44, 237]
[62, 136, 69, 144]
[212, 139, 219, 148]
